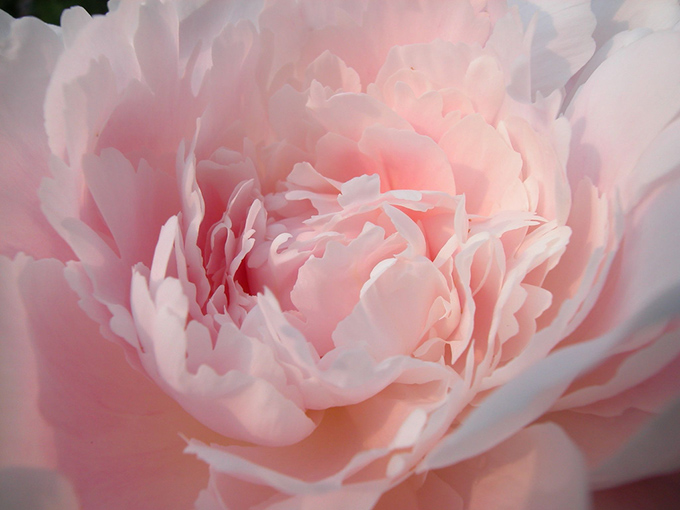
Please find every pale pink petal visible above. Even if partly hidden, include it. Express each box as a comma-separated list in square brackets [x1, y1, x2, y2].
[503, 115, 571, 223]
[590, 0, 680, 47]
[564, 26, 654, 108]
[439, 114, 523, 215]
[0, 14, 72, 260]
[511, 0, 596, 95]
[290, 225, 401, 356]
[436, 423, 589, 510]
[491, 179, 618, 385]
[563, 347, 680, 419]
[304, 50, 361, 92]
[333, 257, 453, 361]
[19, 258, 212, 510]
[373, 40, 474, 106]
[308, 92, 412, 142]
[259, 0, 492, 87]
[0, 255, 56, 469]
[566, 30, 680, 212]
[464, 53, 506, 125]
[178, 0, 264, 92]
[546, 408, 653, 472]
[357, 126, 456, 194]
[625, 118, 680, 210]
[82, 148, 180, 267]
[485, 5, 532, 101]
[130, 268, 317, 447]
[565, 176, 680, 345]
[204, 471, 387, 510]
[195, 21, 266, 159]
[185, 381, 454, 505]
[44, 1, 141, 162]
[60, 6, 91, 49]
[254, 288, 457, 410]
[420, 284, 680, 471]
[312, 132, 379, 184]
[260, 483, 387, 510]
[555, 328, 680, 412]
[46, 0, 210, 176]
[134, 0, 179, 97]
[591, 396, 680, 488]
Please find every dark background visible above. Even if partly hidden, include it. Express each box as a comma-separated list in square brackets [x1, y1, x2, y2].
[1, 0, 108, 24]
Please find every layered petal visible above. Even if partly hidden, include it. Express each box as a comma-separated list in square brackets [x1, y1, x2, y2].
[3, 1, 680, 509]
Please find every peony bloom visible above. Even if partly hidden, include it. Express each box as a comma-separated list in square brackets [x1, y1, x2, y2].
[2, 0, 680, 508]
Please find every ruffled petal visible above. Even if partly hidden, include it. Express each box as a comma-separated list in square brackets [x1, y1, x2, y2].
[420, 283, 680, 471]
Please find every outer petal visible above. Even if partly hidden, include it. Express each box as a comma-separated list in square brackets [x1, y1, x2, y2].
[185, 378, 464, 509]
[0, 255, 56, 469]
[18, 258, 215, 510]
[590, 0, 680, 48]
[566, 30, 680, 213]
[510, 0, 596, 95]
[0, 14, 72, 260]
[435, 423, 590, 510]
[377, 423, 589, 510]
[591, 396, 680, 488]
[564, 175, 680, 348]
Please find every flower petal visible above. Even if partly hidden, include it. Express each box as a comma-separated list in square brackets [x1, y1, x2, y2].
[511, 0, 596, 95]
[436, 423, 589, 510]
[0, 255, 56, 468]
[0, 15, 72, 260]
[566, 30, 680, 212]
[18, 258, 213, 510]
[590, 0, 680, 47]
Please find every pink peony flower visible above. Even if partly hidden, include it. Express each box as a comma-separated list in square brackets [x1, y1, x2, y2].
[2, 0, 680, 508]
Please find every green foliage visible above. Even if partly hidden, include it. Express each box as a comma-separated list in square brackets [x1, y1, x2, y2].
[0, 0, 108, 25]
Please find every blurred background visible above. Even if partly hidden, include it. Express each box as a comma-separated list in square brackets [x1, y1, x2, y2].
[1, 0, 107, 24]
